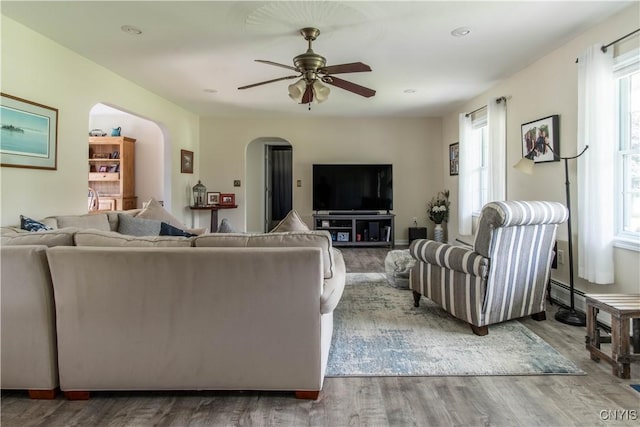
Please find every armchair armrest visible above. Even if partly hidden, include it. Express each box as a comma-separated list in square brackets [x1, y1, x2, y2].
[410, 239, 489, 278]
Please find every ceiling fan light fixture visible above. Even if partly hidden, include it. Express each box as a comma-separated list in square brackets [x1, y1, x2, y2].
[288, 79, 306, 103]
[313, 80, 330, 103]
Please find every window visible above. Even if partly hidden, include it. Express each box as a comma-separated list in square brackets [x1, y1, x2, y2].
[614, 50, 640, 246]
[470, 113, 488, 215]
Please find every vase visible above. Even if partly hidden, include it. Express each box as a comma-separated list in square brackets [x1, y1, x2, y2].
[434, 223, 444, 243]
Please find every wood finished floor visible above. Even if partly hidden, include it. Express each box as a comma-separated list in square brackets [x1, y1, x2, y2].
[2, 246, 639, 427]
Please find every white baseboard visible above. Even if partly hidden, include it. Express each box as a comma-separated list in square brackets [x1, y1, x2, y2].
[549, 279, 613, 328]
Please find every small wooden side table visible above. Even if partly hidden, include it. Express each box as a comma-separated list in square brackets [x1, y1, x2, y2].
[189, 205, 238, 232]
[585, 293, 640, 379]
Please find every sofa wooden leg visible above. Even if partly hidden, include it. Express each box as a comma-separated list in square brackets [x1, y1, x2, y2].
[64, 391, 90, 400]
[531, 311, 547, 321]
[412, 290, 421, 307]
[471, 324, 489, 336]
[295, 390, 320, 400]
[28, 389, 56, 399]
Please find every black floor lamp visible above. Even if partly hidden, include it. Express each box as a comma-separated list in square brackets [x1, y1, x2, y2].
[514, 144, 589, 326]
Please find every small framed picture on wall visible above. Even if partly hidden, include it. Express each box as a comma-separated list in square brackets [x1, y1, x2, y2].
[180, 149, 194, 173]
[521, 115, 560, 163]
[449, 142, 459, 176]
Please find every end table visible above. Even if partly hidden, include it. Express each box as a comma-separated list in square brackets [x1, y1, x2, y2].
[408, 227, 427, 244]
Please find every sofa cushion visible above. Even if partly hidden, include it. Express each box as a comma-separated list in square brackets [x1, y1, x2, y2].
[137, 198, 185, 228]
[106, 209, 143, 231]
[218, 218, 239, 233]
[0, 227, 77, 247]
[137, 198, 205, 235]
[20, 215, 52, 232]
[117, 214, 162, 236]
[74, 229, 193, 247]
[270, 209, 310, 232]
[54, 213, 111, 231]
[160, 222, 195, 237]
[194, 230, 335, 279]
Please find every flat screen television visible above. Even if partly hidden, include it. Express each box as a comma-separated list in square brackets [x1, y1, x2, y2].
[313, 164, 393, 212]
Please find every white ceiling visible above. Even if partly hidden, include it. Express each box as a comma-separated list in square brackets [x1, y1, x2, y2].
[2, 1, 634, 118]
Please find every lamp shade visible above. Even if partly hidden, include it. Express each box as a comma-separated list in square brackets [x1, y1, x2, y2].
[288, 79, 306, 103]
[312, 80, 330, 103]
[513, 157, 535, 175]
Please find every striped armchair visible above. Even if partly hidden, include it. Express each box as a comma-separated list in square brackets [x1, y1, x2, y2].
[410, 201, 568, 336]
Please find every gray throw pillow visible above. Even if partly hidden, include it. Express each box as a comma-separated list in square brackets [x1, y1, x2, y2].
[117, 213, 161, 236]
[218, 218, 238, 233]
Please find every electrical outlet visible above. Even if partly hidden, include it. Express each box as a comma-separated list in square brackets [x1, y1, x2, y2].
[557, 249, 565, 265]
[412, 217, 418, 227]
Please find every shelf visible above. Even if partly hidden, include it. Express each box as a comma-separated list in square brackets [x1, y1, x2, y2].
[89, 158, 120, 162]
[313, 213, 395, 248]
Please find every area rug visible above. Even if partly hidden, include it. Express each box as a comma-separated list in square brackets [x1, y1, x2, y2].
[326, 273, 584, 377]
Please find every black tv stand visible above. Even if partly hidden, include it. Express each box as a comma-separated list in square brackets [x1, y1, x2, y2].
[313, 213, 395, 248]
[329, 211, 379, 215]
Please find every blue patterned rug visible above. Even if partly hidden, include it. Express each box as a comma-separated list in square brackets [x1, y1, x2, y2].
[326, 273, 584, 377]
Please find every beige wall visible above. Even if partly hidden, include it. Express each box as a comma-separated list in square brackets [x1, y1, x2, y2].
[441, 3, 640, 294]
[199, 117, 443, 242]
[0, 16, 199, 226]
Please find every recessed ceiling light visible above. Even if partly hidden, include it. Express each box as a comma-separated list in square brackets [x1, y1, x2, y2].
[451, 27, 471, 37]
[121, 25, 142, 35]
[404, 89, 416, 94]
[203, 89, 218, 94]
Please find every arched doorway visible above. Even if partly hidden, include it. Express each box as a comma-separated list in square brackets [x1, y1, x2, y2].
[246, 137, 293, 232]
[88, 103, 171, 208]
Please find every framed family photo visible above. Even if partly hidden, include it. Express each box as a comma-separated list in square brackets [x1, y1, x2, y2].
[206, 192, 220, 205]
[0, 93, 58, 170]
[521, 115, 559, 163]
[449, 142, 459, 176]
[219, 193, 235, 207]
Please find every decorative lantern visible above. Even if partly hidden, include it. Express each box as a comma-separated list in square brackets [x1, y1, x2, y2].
[192, 180, 207, 207]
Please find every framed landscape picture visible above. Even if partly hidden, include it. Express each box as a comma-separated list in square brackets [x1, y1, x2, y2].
[0, 93, 58, 170]
[521, 115, 559, 163]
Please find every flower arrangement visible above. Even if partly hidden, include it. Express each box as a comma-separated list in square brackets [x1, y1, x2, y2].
[427, 190, 450, 224]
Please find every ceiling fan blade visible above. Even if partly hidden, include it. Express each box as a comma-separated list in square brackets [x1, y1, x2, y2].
[301, 84, 314, 104]
[238, 75, 299, 90]
[255, 60, 297, 71]
[320, 62, 372, 74]
[325, 76, 376, 98]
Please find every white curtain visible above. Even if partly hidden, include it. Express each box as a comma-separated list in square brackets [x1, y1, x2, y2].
[577, 44, 615, 284]
[487, 98, 506, 202]
[458, 113, 474, 235]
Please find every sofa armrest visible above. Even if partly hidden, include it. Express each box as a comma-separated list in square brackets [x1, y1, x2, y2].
[410, 239, 488, 278]
[320, 248, 346, 314]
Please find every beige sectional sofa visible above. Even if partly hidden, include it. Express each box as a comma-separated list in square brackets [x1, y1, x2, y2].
[1, 209, 345, 400]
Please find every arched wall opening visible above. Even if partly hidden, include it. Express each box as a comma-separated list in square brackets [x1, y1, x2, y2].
[245, 137, 292, 232]
[89, 103, 172, 208]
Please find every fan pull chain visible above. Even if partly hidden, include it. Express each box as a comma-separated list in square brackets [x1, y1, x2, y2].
[308, 103, 311, 111]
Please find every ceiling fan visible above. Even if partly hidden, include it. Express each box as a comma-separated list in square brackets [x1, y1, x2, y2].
[238, 27, 376, 105]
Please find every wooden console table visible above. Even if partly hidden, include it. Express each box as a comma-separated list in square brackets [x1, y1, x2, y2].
[585, 293, 640, 379]
[189, 205, 238, 232]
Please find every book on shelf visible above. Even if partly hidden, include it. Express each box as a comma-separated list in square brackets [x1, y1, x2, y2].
[383, 225, 391, 242]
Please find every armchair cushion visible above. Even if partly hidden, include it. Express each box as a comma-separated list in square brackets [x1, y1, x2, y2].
[410, 240, 488, 278]
[474, 201, 569, 257]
